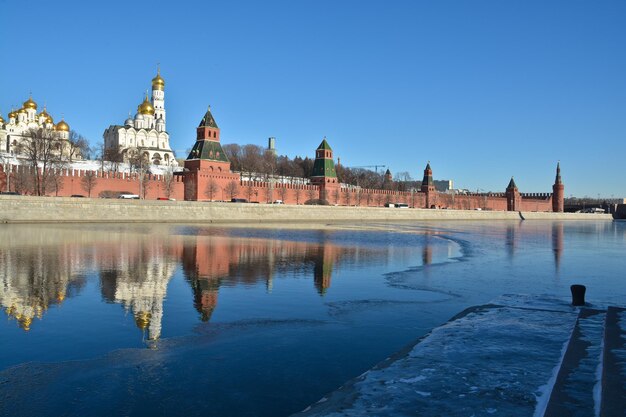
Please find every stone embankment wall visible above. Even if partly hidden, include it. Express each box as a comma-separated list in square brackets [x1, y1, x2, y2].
[0, 196, 612, 224]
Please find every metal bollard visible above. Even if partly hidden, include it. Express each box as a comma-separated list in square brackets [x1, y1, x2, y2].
[570, 284, 586, 306]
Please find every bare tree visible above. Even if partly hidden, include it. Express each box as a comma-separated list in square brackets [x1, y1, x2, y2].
[355, 189, 362, 206]
[17, 128, 65, 195]
[294, 187, 302, 204]
[225, 180, 239, 200]
[279, 185, 288, 202]
[366, 191, 373, 206]
[204, 178, 219, 200]
[139, 168, 151, 199]
[306, 187, 317, 202]
[13, 165, 33, 195]
[162, 169, 176, 199]
[245, 182, 255, 201]
[343, 189, 352, 206]
[333, 188, 340, 205]
[47, 162, 68, 196]
[375, 193, 383, 207]
[81, 171, 98, 197]
[68, 130, 91, 162]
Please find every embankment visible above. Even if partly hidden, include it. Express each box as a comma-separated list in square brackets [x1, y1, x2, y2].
[0, 196, 613, 224]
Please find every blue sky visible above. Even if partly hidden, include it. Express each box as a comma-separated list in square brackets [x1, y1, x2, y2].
[1, 0, 625, 196]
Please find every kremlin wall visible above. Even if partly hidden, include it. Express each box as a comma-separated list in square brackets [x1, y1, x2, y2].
[0, 71, 565, 212]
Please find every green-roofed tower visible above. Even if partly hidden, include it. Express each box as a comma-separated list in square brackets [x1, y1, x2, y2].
[310, 137, 339, 203]
[311, 138, 337, 178]
[184, 105, 240, 201]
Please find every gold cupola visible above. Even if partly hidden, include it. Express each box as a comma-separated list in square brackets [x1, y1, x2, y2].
[137, 92, 155, 115]
[23, 95, 37, 110]
[134, 311, 152, 330]
[39, 106, 53, 124]
[0, 114, 4, 125]
[8, 108, 17, 119]
[152, 68, 165, 91]
[56, 119, 70, 132]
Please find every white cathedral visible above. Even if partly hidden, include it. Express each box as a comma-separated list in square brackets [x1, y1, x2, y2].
[0, 96, 74, 157]
[103, 69, 177, 166]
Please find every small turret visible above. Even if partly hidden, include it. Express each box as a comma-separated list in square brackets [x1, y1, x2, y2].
[506, 176, 521, 211]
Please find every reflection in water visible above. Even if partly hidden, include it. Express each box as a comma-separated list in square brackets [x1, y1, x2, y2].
[0, 225, 454, 347]
[552, 222, 564, 272]
[182, 235, 355, 322]
[0, 240, 86, 331]
[99, 237, 178, 346]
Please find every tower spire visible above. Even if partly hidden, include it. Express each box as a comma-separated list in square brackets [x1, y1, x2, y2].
[555, 162, 562, 185]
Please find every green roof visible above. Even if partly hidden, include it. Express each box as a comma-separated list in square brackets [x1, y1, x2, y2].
[317, 139, 332, 151]
[198, 107, 218, 128]
[312, 158, 337, 178]
[507, 177, 517, 189]
[186, 140, 230, 162]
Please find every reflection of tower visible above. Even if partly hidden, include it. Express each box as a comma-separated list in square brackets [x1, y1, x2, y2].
[505, 222, 518, 260]
[422, 239, 433, 266]
[313, 244, 336, 295]
[552, 222, 564, 272]
[101, 239, 176, 344]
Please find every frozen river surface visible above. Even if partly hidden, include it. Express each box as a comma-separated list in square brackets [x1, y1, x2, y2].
[0, 220, 623, 416]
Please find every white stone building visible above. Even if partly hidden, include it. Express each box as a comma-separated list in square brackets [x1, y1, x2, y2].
[103, 70, 177, 166]
[0, 95, 74, 157]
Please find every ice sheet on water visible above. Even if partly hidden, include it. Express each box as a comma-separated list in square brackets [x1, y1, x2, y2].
[297, 296, 579, 417]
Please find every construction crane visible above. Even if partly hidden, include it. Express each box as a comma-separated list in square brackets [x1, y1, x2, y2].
[346, 165, 387, 174]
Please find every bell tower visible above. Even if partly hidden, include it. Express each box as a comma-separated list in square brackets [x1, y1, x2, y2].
[151, 67, 166, 129]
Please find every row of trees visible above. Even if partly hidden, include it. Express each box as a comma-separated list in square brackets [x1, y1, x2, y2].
[221, 143, 406, 190]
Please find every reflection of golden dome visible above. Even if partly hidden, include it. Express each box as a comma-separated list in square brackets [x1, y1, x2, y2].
[134, 311, 152, 330]
[56, 119, 70, 132]
[23, 96, 37, 110]
[151, 69, 165, 91]
[137, 93, 155, 115]
[19, 316, 33, 331]
[57, 291, 66, 302]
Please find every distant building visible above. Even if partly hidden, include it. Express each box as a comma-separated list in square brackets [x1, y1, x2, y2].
[268, 137, 276, 155]
[0, 95, 76, 158]
[102, 69, 177, 166]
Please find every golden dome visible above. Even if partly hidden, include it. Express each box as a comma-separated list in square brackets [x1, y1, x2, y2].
[151, 68, 165, 91]
[8, 109, 17, 119]
[0, 114, 4, 124]
[17, 108, 27, 114]
[23, 96, 37, 110]
[39, 107, 53, 124]
[137, 93, 155, 115]
[46, 116, 54, 124]
[56, 119, 70, 132]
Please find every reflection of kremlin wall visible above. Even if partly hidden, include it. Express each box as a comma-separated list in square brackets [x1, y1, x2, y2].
[181, 235, 358, 321]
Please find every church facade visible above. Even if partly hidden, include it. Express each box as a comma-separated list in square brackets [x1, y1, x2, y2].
[0, 95, 75, 158]
[102, 69, 177, 166]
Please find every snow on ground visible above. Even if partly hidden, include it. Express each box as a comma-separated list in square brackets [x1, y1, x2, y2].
[297, 295, 580, 417]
